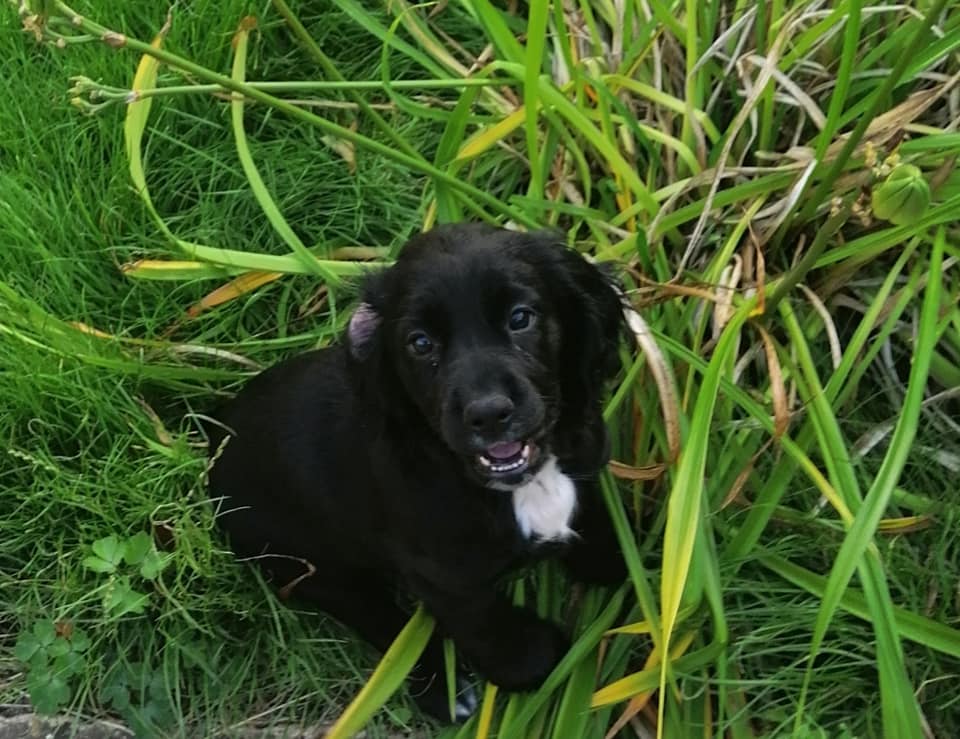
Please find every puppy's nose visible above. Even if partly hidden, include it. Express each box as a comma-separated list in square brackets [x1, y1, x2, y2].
[464, 394, 514, 434]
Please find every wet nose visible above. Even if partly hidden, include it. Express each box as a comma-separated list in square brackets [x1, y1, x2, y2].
[463, 394, 514, 434]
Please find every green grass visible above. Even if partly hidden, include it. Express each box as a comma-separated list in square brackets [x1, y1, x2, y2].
[2, 0, 960, 736]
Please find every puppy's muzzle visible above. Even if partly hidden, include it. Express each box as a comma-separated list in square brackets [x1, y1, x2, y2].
[439, 352, 548, 480]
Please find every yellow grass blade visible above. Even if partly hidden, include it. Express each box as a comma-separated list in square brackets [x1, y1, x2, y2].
[325, 606, 435, 739]
[456, 107, 526, 162]
[188, 271, 284, 317]
[120, 260, 234, 281]
[592, 631, 697, 708]
[124, 12, 170, 224]
[604, 632, 697, 739]
[474, 682, 499, 739]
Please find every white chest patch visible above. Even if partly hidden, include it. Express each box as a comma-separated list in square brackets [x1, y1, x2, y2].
[511, 456, 578, 542]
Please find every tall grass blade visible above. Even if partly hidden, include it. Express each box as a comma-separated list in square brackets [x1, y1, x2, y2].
[657, 298, 753, 736]
[325, 606, 435, 739]
[523, 0, 549, 199]
[799, 229, 945, 735]
[474, 682, 499, 739]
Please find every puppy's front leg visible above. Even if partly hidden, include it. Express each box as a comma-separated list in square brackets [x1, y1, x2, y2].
[562, 478, 628, 586]
[415, 581, 569, 692]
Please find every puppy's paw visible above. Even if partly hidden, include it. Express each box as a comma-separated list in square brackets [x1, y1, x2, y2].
[410, 670, 477, 723]
[479, 617, 569, 692]
[453, 679, 480, 720]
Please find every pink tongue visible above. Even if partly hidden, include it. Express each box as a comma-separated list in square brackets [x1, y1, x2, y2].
[485, 441, 523, 460]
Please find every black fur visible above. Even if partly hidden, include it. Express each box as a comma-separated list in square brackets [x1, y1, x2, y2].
[207, 224, 627, 721]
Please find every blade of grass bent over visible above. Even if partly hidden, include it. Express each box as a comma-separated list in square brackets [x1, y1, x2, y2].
[230, 17, 340, 286]
[120, 14, 385, 279]
[123, 13, 168, 232]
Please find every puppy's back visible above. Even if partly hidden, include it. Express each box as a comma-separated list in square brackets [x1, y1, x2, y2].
[208, 347, 380, 567]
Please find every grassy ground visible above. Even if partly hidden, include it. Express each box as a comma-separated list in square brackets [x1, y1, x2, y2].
[2, 0, 960, 737]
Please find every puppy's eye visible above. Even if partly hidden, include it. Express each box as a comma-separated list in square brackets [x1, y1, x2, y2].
[508, 306, 536, 332]
[407, 331, 434, 356]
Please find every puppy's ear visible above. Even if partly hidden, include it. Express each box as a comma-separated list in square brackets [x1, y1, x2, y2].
[347, 302, 382, 360]
[346, 269, 389, 361]
[521, 232, 625, 388]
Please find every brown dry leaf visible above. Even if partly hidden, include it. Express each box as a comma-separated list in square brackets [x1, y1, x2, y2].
[756, 325, 790, 439]
[719, 440, 773, 510]
[608, 460, 666, 481]
[778, 72, 960, 171]
[621, 302, 681, 463]
[828, 71, 960, 157]
[278, 557, 318, 600]
[231, 15, 258, 49]
[631, 272, 721, 305]
[54, 620, 74, 640]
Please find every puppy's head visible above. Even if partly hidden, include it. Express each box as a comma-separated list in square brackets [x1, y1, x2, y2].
[347, 224, 624, 487]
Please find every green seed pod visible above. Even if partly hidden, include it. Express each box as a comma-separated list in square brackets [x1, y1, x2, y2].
[871, 163, 930, 226]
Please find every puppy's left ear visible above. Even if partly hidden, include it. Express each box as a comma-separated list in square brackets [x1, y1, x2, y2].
[346, 269, 389, 362]
[521, 232, 626, 389]
[347, 301, 382, 360]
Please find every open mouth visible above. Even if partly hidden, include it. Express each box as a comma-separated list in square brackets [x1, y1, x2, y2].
[476, 440, 535, 476]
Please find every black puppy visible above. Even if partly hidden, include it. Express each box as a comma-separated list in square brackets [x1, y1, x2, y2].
[207, 224, 627, 720]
